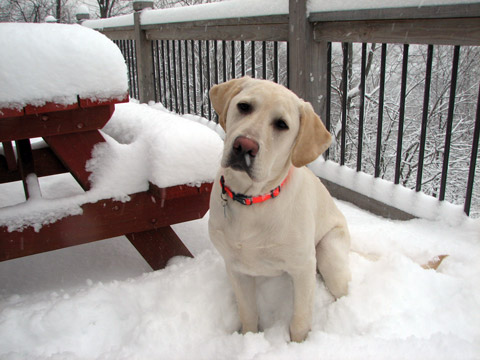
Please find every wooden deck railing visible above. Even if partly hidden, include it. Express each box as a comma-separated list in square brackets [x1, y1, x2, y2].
[84, 0, 480, 219]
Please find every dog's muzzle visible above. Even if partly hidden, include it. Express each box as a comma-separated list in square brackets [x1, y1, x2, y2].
[226, 136, 259, 174]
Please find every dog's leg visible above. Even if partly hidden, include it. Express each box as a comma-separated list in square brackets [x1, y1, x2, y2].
[316, 226, 351, 299]
[289, 260, 316, 342]
[226, 266, 258, 334]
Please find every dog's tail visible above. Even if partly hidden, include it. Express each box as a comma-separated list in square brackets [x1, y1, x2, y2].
[351, 250, 448, 271]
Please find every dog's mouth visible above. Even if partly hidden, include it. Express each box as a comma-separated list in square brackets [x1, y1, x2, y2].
[223, 136, 259, 179]
[224, 152, 256, 177]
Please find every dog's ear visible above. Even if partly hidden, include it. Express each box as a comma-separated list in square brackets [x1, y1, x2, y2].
[210, 77, 249, 130]
[291, 101, 332, 168]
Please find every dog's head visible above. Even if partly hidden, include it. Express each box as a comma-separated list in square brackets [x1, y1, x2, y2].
[210, 77, 331, 183]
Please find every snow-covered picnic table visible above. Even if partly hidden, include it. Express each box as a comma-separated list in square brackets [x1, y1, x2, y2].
[0, 23, 223, 269]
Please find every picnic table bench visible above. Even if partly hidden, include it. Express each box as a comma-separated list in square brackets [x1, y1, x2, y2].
[0, 23, 212, 270]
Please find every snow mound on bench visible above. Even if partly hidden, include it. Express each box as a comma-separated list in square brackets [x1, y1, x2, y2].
[0, 23, 128, 110]
[93, 101, 224, 190]
[0, 102, 223, 232]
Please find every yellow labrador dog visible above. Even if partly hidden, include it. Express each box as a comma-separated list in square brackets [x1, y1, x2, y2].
[208, 77, 351, 342]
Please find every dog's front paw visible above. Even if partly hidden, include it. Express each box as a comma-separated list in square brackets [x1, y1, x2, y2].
[241, 323, 259, 335]
[289, 321, 310, 343]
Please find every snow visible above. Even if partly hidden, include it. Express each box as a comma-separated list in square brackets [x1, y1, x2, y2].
[1, 104, 479, 360]
[1, 178, 479, 358]
[75, 4, 90, 15]
[0, 23, 128, 111]
[307, 0, 480, 13]
[0, 101, 223, 232]
[308, 158, 477, 227]
[141, 0, 289, 26]
[84, 0, 289, 29]
[82, 0, 477, 30]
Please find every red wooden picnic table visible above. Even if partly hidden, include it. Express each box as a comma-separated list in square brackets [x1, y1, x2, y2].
[0, 97, 212, 270]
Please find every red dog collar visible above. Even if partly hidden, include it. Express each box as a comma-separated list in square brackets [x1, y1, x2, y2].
[220, 171, 290, 206]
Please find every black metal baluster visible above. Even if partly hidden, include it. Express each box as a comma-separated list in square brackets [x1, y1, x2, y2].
[357, 43, 367, 172]
[241, 41, 245, 76]
[166, 40, 173, 111]
[178, 40, 184, 114]
[464, 81, 480, 215]
[416, 44, 434, 192]
[222, 40, 227, 82]
[231, 41, 236, 79]
[395, 43, 409, 185]
[325, 42, 332, 160]
[172, 40, 179, 113]
[185, 40, 191, 114]
[439, 45, 460, 201]
[199, 40, 204, 118]
[160, 40, 167, 106]
[206, 40, 212, 119]
[191, 40, 197, 114]
[375, 44, 387, 178]
[274, 41, 279, 83]
[262, 41, 267, 79]
[251, 41, 255, 78]
[341, 42, 348, 166]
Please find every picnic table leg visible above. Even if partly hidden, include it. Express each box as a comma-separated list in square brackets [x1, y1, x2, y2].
[44, 130, 197, 270]
[15, 139, 39, 199]
[2, 141, 17, 171]
[44, 130, 105, 191]
[126, 226, 193, 270]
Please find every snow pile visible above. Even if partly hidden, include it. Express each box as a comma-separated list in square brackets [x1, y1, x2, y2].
[0, 23, 128, 111]
[83, 0, 289, 29]
[0, 101, 223, 231]
[307, 0, 480, 13]
[82, 0, 478, 30]
[0, 196, 479, 359]
[309, 158, 473, 226]
[141, 0, 288, 26]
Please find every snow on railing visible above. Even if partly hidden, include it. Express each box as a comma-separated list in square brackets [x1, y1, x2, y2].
[82, 0, 480, 220]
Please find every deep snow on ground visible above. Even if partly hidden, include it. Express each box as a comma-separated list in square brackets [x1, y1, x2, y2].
[0, 102, 479, 359]
[1, 175, 479, 359]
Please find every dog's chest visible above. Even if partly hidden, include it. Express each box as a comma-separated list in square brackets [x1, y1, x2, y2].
[212, 203, 291, 276]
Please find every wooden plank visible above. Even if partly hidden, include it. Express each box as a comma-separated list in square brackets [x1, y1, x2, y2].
[146, 23, 288, 41]
[1, 141, 17, 171]
[320, 177, 415, 221]
[25, 102, 79, 116]
[313, 17, 480, 46]
[0, 105, 114, 142]
[43, 130, 106, 190]
[0, 185, 211, 262]
[134, 11, 156, 103]
[288, 0, 325, 116]
[79, 95, 129, 108]
[14, 139, 35, 199]
[101, 27, 136, 41]
[309, 3, 480, 22]
[149, 182, 212, 201]
[0, 107, 24, 119]
[0, 147, 67, 184]
[126, 226, 193, 270]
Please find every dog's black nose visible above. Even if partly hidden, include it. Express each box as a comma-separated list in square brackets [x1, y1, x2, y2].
[233, 136, 259, 157]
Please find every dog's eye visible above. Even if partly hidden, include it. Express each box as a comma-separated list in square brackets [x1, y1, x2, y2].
[274, 119, 289, 131]
[237, 102, 252, 114]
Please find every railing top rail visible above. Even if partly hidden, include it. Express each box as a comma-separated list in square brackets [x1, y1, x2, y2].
[309, 1, 480, 22]
[83, 0, 479, 32]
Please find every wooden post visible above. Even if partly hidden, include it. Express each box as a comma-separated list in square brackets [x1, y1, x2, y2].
[134, 0, 155, 103]
[288, 0, 328, 121]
